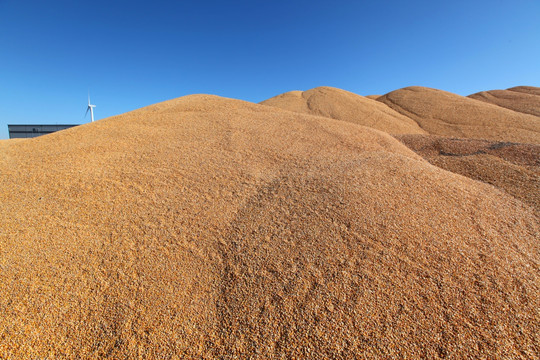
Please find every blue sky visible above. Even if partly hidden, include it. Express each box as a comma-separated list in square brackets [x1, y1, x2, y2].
[1, 0, 539, 139]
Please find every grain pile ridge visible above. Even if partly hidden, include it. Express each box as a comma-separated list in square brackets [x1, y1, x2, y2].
[508, 86, 540, 96]
[378, 86, 540, 144]
[0, 94, 539, 358]
[260, 86, 426, 135]
[468, 86, 540, 117]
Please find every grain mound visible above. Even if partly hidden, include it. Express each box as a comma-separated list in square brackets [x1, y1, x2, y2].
[1, 95, 539, 358]
[378, 86, 540, 144]
[365, 95, 381, 100]
[260, 86, 426, 135]
[468, 87, 540, 117]
[509, 86, 540, 96]
[396, 134, 540, 215]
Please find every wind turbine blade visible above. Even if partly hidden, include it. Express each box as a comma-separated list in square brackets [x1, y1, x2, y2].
[85, 107, 90, 117]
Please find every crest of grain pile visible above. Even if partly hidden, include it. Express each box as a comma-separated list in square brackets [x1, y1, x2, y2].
[468, 86, 540, 117]
[0, 94, 538, 358]
[378, 86, 540, 144]
[260, 86, 426, 135]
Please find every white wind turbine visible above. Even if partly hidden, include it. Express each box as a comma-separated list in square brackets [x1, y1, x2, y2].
[85, 93, 96, 122]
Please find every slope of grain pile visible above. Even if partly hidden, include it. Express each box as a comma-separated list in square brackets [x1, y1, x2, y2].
[378, 86, 540, 144]
[395, 134, 540, 215]
[468, 86, 540, 117]
[508, 86, 540, 96]
[260, 86, 426, 134]
[1, 95, 539, 359]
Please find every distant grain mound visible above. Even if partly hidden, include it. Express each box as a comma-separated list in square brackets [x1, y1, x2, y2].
[261, 86, 426, 134]
[396, 134, 540, 214]
[365, 95, 381, 100]
[1, 95, 539, 359]
[509, 86, 540, 96]
[468, 86, 540, 116]
[379, 86, 540, 144]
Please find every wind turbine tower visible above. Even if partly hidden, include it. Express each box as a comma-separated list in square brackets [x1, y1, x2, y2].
[86, 93, 96, 122]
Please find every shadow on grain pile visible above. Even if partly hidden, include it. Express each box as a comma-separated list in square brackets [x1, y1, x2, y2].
[395, 134, 540, 215]
[0, 94, 539, 358]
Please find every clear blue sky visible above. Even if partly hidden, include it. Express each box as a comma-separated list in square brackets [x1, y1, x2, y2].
[1, 0, 539, 139]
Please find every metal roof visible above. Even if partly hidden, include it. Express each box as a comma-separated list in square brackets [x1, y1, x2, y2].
[7, 124, 80, 139]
